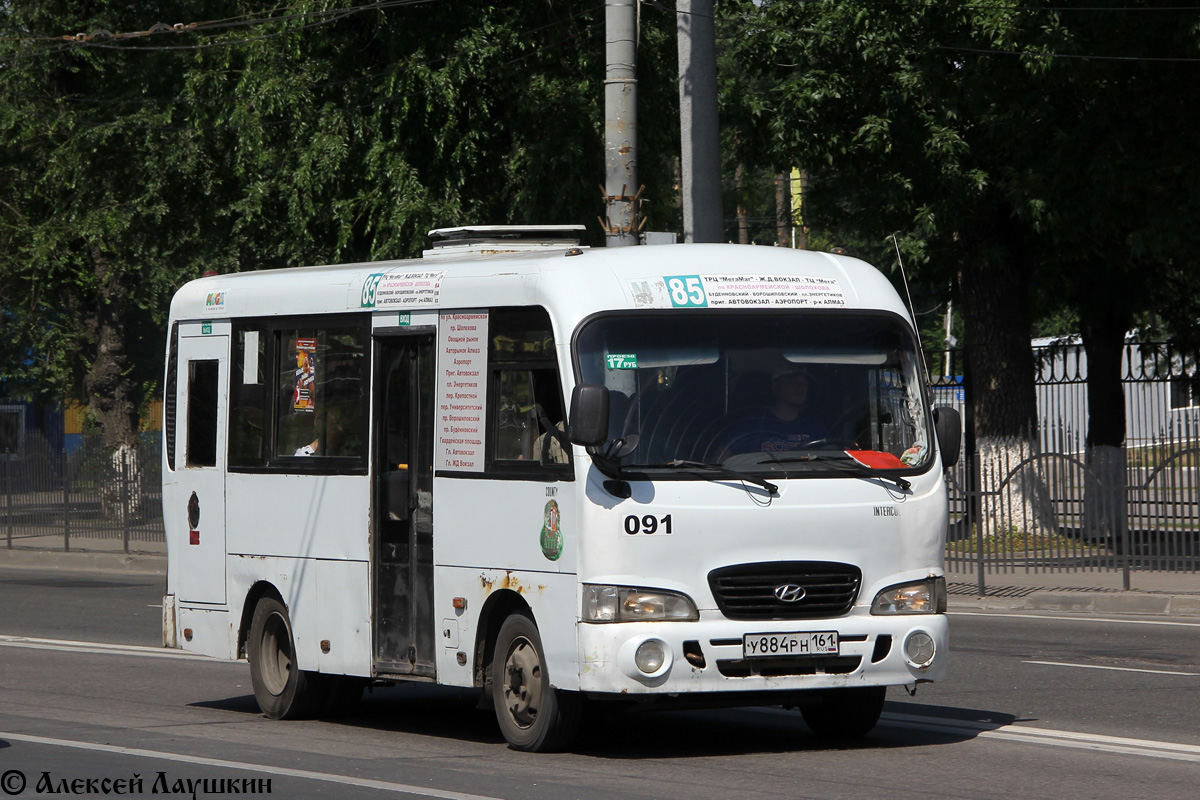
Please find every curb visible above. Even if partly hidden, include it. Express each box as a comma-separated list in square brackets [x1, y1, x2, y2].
[0, 548, 166, 575]
[2, 551, 1197, 617]
[950, 590, 1200, 618]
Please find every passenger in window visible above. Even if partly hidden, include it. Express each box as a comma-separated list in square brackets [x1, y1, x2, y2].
[532, 420, 568, 464]
[293, 407, 352, 457]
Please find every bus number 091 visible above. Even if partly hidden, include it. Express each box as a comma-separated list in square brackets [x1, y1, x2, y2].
[625, 514, 673, 535]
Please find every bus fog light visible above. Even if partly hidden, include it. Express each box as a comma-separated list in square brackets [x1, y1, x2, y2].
[635, 639, 666, 674]
[617, 636, 673, 682]
[904, 631, 935, 669]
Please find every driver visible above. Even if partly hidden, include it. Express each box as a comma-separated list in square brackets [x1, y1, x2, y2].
[728, 364, 828, 454]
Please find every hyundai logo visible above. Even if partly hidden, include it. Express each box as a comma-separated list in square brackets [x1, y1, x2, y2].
[773, 584, 807, 603]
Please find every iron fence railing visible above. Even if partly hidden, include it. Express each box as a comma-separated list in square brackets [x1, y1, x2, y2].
[3, 430, 163, 553]
[935, 342, 1200, 590]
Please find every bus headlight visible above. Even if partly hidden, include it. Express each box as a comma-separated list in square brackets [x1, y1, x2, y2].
[582, 585, 700, 623]
[870, 577, 947, 615]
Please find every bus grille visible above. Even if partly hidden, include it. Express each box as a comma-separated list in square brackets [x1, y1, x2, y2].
[716, 655, 862, 678]
[708, 562, 862, 620]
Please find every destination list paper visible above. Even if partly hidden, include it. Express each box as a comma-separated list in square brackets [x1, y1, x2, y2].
[436, 312, 488, 472]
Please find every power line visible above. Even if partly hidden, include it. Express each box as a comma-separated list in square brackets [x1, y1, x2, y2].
[1, 11, 608, 138]
[1, 4, 605, 121]
[7, 1, 438, 45]
[725, 12, 1200, 64]
[753, 1, 1200, 12]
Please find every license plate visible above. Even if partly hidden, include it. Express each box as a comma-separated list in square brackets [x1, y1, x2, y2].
[742, 631, 839, 658]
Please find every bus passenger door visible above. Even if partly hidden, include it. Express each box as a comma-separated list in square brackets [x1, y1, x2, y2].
[174, 333, 228, 606]
[372, 336, 436, 677]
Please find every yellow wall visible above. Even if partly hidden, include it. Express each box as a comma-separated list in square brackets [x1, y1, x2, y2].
[64, 399, 163, 434]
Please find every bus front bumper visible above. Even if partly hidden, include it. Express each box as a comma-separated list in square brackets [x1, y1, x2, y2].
[575, 611, 948, 696]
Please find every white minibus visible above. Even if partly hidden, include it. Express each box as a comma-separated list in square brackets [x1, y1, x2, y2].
[162, 226, 960, 751]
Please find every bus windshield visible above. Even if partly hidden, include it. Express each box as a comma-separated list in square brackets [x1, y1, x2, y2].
[575, 311, 933, 476]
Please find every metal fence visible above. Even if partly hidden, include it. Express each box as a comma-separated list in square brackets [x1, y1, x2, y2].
[5, 340, 1200, 580]
[2, 429, 164, 552]
[936, 342, 1200, 589]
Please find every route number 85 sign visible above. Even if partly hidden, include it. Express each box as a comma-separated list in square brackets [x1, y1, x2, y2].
[665, 275, 708, 308]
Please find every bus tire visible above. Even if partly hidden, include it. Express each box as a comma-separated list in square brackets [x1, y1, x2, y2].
[800, 686, 886, 739]
[247, 596, 327, 720]
[492, 611, 582, 752]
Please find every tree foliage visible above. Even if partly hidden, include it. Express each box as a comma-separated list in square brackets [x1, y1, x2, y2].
[0, 0, 681, 446]
[728, 0, 1200, 447]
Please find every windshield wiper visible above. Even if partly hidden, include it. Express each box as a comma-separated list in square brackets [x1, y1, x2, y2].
[650, 459, 779, 495]
[766, 452, 911, 491]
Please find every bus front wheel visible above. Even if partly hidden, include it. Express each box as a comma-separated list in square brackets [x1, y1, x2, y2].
[247, 596, 327, 720]
[492, 611, 582, 752]
[800, 686, 886, 739]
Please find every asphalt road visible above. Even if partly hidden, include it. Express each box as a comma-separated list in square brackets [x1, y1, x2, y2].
[1, 566, 1198, 799]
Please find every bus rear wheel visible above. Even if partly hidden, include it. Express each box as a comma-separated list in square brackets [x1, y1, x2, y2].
[247, 596, 328, 720]
[492, 611, 582, 752]
[800, 686, 886, 739]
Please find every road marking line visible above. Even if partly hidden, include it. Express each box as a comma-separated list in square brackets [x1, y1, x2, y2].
[950, 611, 1200, 628]
[0, 635, 226, 664]
[8, 635, 1199, 766]
[0, 732, 501, 800]
[881, 712, 1200, 763]
[1023, 659, 1200, 676]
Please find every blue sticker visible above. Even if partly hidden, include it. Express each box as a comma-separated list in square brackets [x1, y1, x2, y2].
[664, 275, 708, 307]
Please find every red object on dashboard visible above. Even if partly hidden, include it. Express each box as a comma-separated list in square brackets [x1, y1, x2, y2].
[845, 450, 906, 469]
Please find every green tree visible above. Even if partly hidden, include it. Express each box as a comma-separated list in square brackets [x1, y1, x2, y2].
[731, 1, 1200, 518]
[0, 1, 682, 448]
[0, 1, 211, 448]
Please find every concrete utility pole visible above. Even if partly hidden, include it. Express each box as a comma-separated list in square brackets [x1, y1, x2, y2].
[775, 173, 790, 247]
[603, 0, 639, 247]
[677, 0, 723, 243]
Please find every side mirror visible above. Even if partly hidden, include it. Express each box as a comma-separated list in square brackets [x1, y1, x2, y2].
[568, 383, 610, 447]
[933, 406, 962, 470]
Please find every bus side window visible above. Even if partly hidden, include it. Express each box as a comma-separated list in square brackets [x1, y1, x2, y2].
[495, 369, 537, 460]
[487, 307, 569, 471]
[274, 327, 365, 460]
[492, 367, 567, 465]
[230, 325, 266, 468]
[186, 360, 219, 468]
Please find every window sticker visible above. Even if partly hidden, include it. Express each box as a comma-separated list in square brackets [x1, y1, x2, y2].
[665, 275, 708, 307]
[361, 269, 446, 309]
[242, 331, 259, 385]
[436, 312, 488, 472]
[204, 291, 226, 313]
[293, 338, 317, 412]
[606, 353, 638, 370]
[630, 275, 846, 309]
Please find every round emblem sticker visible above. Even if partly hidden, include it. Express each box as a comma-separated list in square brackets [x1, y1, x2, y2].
[187, 491, 200, 529]
[540, 499, 563, 561]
